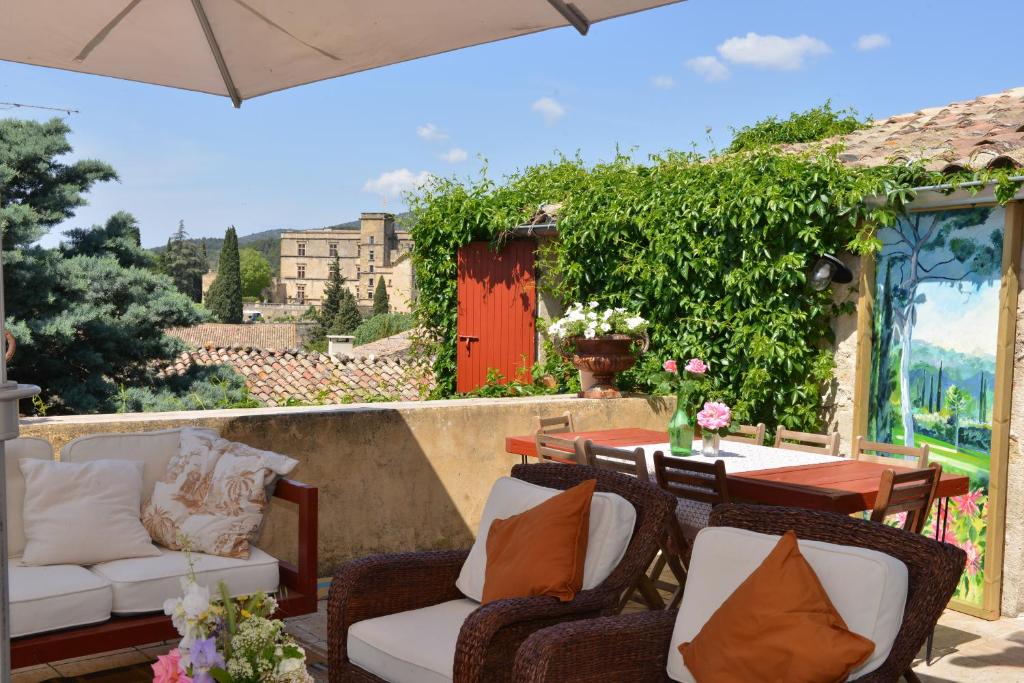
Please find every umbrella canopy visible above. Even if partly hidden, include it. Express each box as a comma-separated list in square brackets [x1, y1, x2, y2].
[0, 0, 682, 106]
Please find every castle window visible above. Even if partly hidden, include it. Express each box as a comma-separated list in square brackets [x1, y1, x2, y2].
[297, 241, 306, 257]
[297, 263, 306, 279]
[329, 242, 338, 257]
[296, 284, 306, 304]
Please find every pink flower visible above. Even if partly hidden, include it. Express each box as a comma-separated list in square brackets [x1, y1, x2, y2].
[684, 358, 708, 375]
[955, 489, 983, 518]
[961, 539, 982, 578]
[696, 401, 731, 431]
[663, 359, 678, 373]
[152, 649, 192, 683]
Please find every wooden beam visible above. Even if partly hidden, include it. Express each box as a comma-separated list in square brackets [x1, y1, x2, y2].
[852, 254, 876, 442]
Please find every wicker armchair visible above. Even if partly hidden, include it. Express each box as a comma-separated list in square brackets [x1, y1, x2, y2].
[328, 463, 676, 683]
[512, 504, 966, 683]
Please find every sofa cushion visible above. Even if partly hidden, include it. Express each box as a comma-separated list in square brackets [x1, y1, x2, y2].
[456, 477, 636, 602]
[666, 527, 909, 682]
[89, 545, 280, 614]
[9, 558, 112, 637]
[61, 427, 220, 501]
[19, 458, 161, 566]
[4, 437, 53, 558]
[348, 599, 479, 683]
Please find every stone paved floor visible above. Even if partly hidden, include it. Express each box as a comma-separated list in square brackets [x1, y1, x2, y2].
[12, 599, 1024, 681]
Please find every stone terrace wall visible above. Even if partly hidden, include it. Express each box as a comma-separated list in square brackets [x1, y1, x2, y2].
[20, 395, 673, 576]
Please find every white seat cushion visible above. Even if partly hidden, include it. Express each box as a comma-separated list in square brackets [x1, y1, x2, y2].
[9, 559, 112, 637]
[456, 477, 636, 601]
[666, 527, 909, 682]
[89, 546, 280, 614]
[348, 599, 479, 683]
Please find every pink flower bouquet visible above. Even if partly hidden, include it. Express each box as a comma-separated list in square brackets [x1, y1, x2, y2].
[696, 401, 732, 436]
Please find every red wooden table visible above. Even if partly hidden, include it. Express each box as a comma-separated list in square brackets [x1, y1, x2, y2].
[504, 427, 970, 514]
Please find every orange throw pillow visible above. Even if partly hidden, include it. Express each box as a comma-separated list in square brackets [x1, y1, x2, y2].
[680, 530, 875, 683]
[481, 479, 596, 604]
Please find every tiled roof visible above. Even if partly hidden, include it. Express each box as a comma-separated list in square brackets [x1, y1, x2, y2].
[351, 329, 415, 358]
[167, 324, 309, 352]
[161, 346, 434, 405]
[787, 86, 1024, 172]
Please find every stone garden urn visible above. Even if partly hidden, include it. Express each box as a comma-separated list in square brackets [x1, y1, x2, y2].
[569, 334, 646, 398]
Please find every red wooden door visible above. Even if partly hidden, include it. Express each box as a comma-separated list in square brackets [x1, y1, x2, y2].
[457, 240, 536, 393]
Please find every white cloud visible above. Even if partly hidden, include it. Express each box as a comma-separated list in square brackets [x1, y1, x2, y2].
[416, 123, 448, 142]
[856, 33, 891, 51]
[363, 168, 432, 197]
[685, 56, 729, 82]
[717, 32, 830, 70]
[651, 75, 677, 89]
[531, 97, 566, 125]
[440, 147, 468, 163]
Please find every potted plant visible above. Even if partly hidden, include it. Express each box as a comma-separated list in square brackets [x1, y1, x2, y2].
[547, 302, 648, 398]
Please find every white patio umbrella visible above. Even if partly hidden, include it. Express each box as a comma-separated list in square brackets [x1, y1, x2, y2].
[0, 0, 682, 107]
[0, 0, 684, 675]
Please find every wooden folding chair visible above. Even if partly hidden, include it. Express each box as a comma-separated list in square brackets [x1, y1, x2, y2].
[534, 432, 584, 463]
[579, 440, 682, 611]
[652, 451, 730, 610]
[871, 463, 942, 535]
[855, 435, 929, 468]
[722, 422, 766, 445]
[525, 412, 575, 464]
[774, 427, 841, 456]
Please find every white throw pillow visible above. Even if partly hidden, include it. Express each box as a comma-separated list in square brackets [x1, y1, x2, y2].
[456, 477, 636, 602]
[19, 458, 160, 566]
[666, 527, 909, 683]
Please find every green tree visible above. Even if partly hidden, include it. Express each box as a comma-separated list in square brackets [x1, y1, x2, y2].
[239, 247, 272, 298]
[316, 256, 346, 338]
[945, 385, 972, 453]
[372, 278, 391, 316]
[333, 288, 364, 335]
[205, 226, 243, 323]
[160, 220, 206, 301]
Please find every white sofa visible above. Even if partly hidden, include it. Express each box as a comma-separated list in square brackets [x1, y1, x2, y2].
[6, 428, 318, 668]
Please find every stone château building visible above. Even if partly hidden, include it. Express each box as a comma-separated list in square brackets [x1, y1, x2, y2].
[278, 212, 414, 311]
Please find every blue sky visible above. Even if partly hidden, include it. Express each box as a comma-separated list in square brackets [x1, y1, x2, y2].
[2, 0, 1022, 248]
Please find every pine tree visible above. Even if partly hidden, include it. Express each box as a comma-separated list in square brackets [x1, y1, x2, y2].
[372, 278, 390, 316]
[205, 226, 243, 323]
[332, 289, 364, 334]
[317, 257, 345, 337]
[160, 220, 206, 302]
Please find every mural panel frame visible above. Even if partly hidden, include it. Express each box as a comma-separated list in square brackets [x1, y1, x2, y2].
[852, 201, 1021, 619]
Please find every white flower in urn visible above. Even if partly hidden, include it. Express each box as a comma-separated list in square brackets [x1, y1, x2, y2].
[544, 303, 649, 342]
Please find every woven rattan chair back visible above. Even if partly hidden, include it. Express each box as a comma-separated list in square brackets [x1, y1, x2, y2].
[534, 432, 584, 463]
[535, 411, 574, 434]
[511, 462, 677, 598]
[581, 440, 651, 482]
[773, 427, 841, 456]
[721, 422, 766, 445]
[709, 503, 965, 682]
[855, 435, 929, 468]
[870, 464, 942, 534]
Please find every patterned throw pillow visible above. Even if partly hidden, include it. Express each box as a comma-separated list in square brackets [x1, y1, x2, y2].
[141, 429, 298, 558]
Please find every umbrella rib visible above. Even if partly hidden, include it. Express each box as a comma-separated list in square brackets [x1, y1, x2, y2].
[74, 0, 145, 63]
[229, 0, 342, 61]
[546, 0, 590, 35]
[191, 0, 242, 108]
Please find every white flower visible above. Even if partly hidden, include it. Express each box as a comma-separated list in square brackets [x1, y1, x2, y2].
[615, 307, 625, 313]
[548, 322, 562, 335]
[602, 309, 613, 319]
[588, 301, 599, 308]
[181, 580, 211, 619]
[600, 322, 611, 332]
[583, 327, 597, 339]
[587, 311, 598, 320]
[625, 316, 646, 330]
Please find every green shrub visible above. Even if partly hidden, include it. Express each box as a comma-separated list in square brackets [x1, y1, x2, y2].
[353, 312, 415, 346]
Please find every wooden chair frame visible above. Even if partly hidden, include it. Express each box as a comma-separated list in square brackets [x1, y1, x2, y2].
[651, 452, 730, 610]
[533, 432, 584, 463]
[524, 412, 576, 464]
[722, 422, 766, 445]
[855, 435, 929, 468]
[774, 427, 841, 456]
[11, 479, 319, 670]
[871, 464, 942, 535]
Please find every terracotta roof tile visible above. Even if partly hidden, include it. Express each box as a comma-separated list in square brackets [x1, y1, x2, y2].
[158, 346, 435, 406]
[167, 323, 311, 352]
[786, 86, 1024, 172]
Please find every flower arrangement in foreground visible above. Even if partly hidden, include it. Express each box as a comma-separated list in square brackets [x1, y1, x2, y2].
[657, 357, 709, 410]
[154, 542, 311, 683]
[546, 302, 648, 341]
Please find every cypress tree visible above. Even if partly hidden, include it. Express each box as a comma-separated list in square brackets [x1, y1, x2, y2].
[161, 220, 206, 302]
[206, 226, 243, 323]
[317, 257, 345, 338]
[372, 278, 390, 316]
[937, 361, 944, 411]
[333, 289, 364, 335]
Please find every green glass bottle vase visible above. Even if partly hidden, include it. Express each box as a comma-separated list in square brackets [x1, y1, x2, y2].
[668, 396, 695, 456]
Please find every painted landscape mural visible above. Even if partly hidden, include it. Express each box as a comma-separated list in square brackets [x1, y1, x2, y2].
[868, 205, 1004, 606]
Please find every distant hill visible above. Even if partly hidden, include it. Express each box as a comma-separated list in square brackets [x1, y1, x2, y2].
[150, 212, 414, 274]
